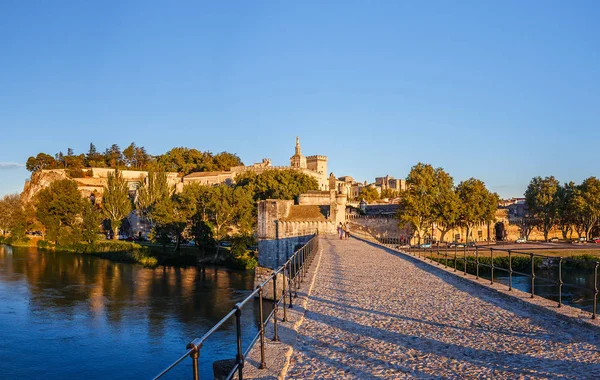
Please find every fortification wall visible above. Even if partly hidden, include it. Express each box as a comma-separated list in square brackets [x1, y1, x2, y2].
[298, 191, 332, 206]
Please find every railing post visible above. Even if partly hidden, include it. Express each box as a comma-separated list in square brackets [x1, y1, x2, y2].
[258, 287, 266, 369]
[454, 245, 457, 272]
[282, 264, 288, 322]
[288, 261, 294, 308]
[557, 257, 562, 307]
[294, 254, 299, 297]
[530, 253, 535, 298]
[235, 305, 244, 379]
[436, 243, 440, 266]
[475, 247, 479, 279]
[463, 245, 467, 276]
[444, 247, 448, 268]
[593, 262, 598, 319]
[508, 250, 513, 291]
[271, 272, 280, 341]
[490, 248, 494, 285]
[186, 338, 202, 380]
[300, 248, 305, 281]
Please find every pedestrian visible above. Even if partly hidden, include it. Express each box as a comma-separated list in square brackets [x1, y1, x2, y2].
[345, 223, 351, 239]
[338, 222, 344, 240]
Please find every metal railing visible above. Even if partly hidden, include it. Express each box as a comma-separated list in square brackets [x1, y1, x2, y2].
[373, 236, 599, 319]
[154, 234, 320, 380]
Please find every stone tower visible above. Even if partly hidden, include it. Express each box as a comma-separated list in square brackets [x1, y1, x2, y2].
[290, 136, 307, 169]
[306, 155, 328, 176]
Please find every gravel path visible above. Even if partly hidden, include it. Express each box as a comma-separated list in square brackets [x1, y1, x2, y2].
[285, 236, 600, 379]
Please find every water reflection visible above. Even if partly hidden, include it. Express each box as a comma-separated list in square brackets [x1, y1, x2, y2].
[479, 266, 597, 312]
[0, 244, 261, 379]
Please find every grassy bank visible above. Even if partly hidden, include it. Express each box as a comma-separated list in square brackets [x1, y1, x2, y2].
[1, 236, 258, 270]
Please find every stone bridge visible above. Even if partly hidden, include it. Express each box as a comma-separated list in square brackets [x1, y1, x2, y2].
[245, 235, 600, 379]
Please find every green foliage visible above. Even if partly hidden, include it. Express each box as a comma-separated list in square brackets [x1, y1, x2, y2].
[525, 176, 560, 240]
[226, 234, 258, 270]
[67, 241, 158, 268]
[150, 192, 196, 249]
[26, 153, 56, 172]
[397, 163, 438, 243]
[235, 169, 319, 201]
[82, 202, 102, 244]
[359, 186, 380, 202]
[26, 143, 243, 175]
[573, 177, 600, 239]
[190, 219, 216, 257]
[456, 178, 498, 242]
[380, 188, 398, 199]
[35, 179, 85, 244]
[157, 147, 243, 175]
[37, 240, 52, 249]
[102, 169, 132, 239]
[135, 169, 171, 224]
[0, 193, 22, 236]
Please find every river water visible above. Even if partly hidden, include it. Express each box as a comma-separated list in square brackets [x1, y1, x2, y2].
[0, 244, 262, 379]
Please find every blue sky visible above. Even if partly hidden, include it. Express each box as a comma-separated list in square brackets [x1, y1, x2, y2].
[1, 1, 598, 198]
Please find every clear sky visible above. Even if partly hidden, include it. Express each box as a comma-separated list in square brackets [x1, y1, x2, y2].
[1, 1, 598, 198]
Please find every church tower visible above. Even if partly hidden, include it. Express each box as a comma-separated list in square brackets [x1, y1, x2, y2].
[290, 136, 307, 169]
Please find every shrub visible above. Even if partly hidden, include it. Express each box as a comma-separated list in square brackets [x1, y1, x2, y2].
[37, 240, 52, 249]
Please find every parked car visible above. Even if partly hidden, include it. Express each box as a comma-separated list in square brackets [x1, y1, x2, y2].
[516, 238, 527, 243]
[594, 238, 600, 244]
[419, 243, 432, 249]
[466, 242, 476, 247]
[549, 237, 559, 242]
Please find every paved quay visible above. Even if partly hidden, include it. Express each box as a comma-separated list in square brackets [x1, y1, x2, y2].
[284, 236, 600, 379]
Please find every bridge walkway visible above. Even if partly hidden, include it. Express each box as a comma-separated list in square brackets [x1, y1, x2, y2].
[285, 236, 600, 378]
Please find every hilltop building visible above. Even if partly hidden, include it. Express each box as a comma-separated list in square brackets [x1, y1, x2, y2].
[182, 137, 329, 190]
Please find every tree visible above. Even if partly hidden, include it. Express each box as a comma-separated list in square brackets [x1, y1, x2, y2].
[195, 185, 254, 242]
[86, 143, 104, 167]
[213, 152, 243, 171]
[135, 169, 171, 227]
[573, 177, 600, 239]
[525, 176, 560, 241]
[432, 169, 461, 243]
[151, 192, 196, 252]
[133, 146, 151, 170]
[26, 153, 56, 172]
[82, 202, 102, 244]
[123, 142, 137, 168]
[380, 188, 399, 199]
[397, 163, 437, 244]
[556, 182, 577, 239]
[104, 144, 123, 168]
[236, 169, 319, 201]
[0, 194, 22, 236]
[35, 179, 84, 245]
[359, 187, 380, 202]
[102, 169, 132, 240]
[456, 178, 496, 244]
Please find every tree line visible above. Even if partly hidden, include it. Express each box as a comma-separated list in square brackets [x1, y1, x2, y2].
[25, 143, 243, 176]
[0, 169, 319, 267]
[396, 163, 499, 244]
[524, 176, 600, 241]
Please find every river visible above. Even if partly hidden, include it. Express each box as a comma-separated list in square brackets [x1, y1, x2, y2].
[0, 244, 263, 379]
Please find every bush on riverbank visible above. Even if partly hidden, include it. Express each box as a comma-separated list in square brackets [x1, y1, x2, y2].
[35, 240, 159, 268]
[0, 235, 32, 246]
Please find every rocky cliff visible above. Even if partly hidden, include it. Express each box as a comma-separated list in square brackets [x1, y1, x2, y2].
[21, 169, 69, 203]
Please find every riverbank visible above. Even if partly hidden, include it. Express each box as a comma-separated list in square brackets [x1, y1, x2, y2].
[0, 236, 257, 270]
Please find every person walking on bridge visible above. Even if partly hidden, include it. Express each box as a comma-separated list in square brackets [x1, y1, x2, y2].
[344, 223, 350, 239]
[337, 222, 344, 240]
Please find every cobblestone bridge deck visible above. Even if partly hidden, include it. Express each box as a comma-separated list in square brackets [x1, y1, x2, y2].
[282, 236, 600, 379]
